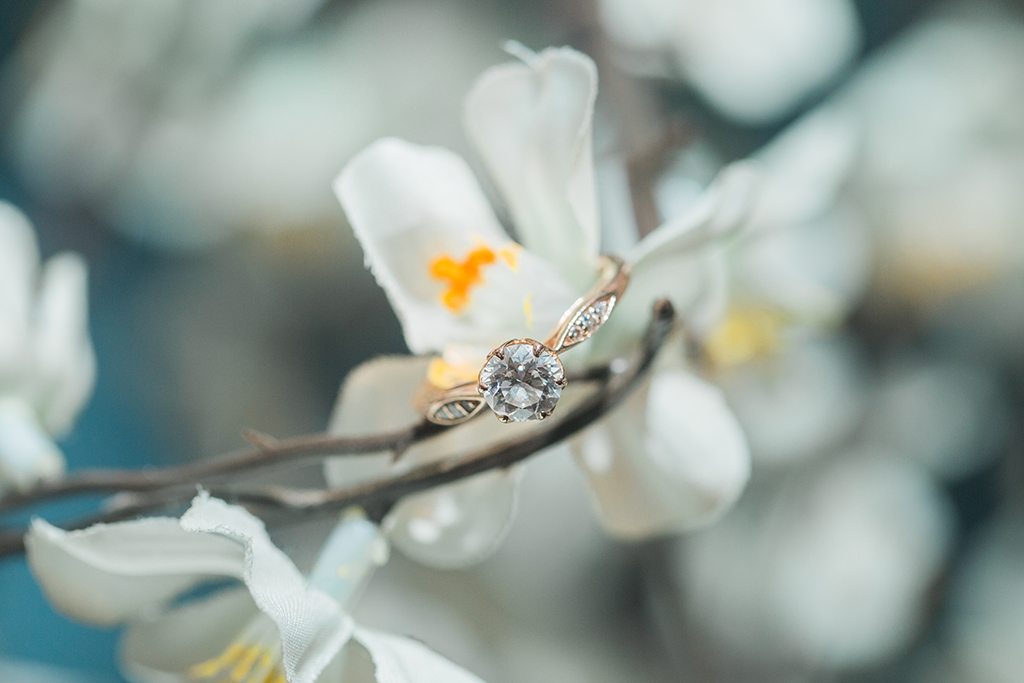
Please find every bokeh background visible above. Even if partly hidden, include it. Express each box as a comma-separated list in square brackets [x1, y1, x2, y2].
[1, 0, 1023, 681]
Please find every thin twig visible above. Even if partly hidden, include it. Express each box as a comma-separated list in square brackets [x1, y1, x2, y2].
[0, 301, 675, 557]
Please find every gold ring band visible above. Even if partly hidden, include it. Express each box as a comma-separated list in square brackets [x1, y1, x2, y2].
[420, 255, 630, 425]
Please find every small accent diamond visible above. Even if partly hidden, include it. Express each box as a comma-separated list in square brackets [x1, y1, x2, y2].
[564, 296, 615, 345]
[479, 341, 565, 422]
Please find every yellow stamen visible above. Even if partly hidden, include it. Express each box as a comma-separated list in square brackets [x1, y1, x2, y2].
[188, 643, 283, 683]
[523, 292, 534, 330]
[704, 307, 788, 370]
[498, 244, 521, 271]
[429, 246, 497, 312]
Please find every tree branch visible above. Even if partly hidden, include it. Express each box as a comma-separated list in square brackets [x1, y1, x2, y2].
[0, 300, 675, 558]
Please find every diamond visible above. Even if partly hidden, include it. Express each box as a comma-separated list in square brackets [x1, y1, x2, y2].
[478, 340, 565, 422]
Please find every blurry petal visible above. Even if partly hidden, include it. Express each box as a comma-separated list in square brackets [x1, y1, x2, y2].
[325, 356, 526, 569]
[749, 106, 859, 233]
[335, 138, 576, 354]
[384, 469, 519, 569]
[720, 335, 865, 465]
[574, 369, 750, 539]
[30, 253, 97, 436]
[736, 206, 870, 323]
[0, 398, 64, 493]
[346, 626, 487, 683]
[668, 0, 860, 124]
[122, 587, 258, 683]
[180, 494, 355, 683]
[0, 202, 38, 374]
[464, 45, 600, 289]
[591, 163, 755, 359]
[25, 515, 245, 626]
[628, 162, 758, 264]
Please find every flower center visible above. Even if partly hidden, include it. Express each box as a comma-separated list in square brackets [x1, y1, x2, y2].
[187, 616, 284, 683]
[428, 244, 520, 312]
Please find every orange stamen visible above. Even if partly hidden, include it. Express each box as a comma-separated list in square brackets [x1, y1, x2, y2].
[429, 246, 498, 312]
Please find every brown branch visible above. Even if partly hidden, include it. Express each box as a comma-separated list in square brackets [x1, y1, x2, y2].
[0, 300, 675, 557]
[0, 366, 606, 515]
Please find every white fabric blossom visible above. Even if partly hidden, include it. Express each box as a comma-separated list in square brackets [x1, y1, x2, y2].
[26, 493, 486, 683]
[0, 201, 95, 493]
[329, 45, 754, 563]
[597, 0, 862, 124]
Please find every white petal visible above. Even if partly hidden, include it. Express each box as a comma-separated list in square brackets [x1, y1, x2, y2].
[25, 515, 245, 626]
[628, 162, 759, 264]
[349, 626, 486, 683]
[464, 45, 600, 289]
[590, 163, 755, 359]
[29, 252, 97, 436]
[325, 356, 524, 569]
[121, 587, 259, 683]
[574, 369, 750, 539]
[180, 494, 355, 683]
[0, 202, 38, 374]
[384, 468, 519, 569]
[335, 138, 577, 354]
[325, 356, 429, 491]
[0, 397, 64, 493]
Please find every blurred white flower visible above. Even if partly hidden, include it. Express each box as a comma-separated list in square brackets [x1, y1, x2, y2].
[329, 45, 754, 564]
[8, 0, 508, 248]
[947, 516, 1024, 683]
[673, 451, 953, 669]
[863, 358, 1010, 480]
[0, 201, 95, 493]
[836, 9, 1024, 323]
[26, 493, 487, 683]
[598, 0, 862, 123]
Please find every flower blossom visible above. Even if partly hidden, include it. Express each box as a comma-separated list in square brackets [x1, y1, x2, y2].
[329, 45, 754, 567]
[0, 201, 95, 493]
[26, 493, 487, 683]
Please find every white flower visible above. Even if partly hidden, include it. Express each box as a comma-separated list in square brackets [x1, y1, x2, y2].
[0, 201, 95, 493]
[329, 45, 754, 564]
[597, 0, 861, 124]
[673, 451, 953, 668]
[26, 493, 487, 683]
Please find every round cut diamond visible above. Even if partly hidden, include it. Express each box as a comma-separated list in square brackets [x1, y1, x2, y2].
[479, 341, 565, 422]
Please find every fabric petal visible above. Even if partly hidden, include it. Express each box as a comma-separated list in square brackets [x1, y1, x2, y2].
[25, 515, 246, 626]
[0, 201, 38, 375]
[463, 45, 600, 290]
[574, 369, 750, 539]
[180, 494, 355, 683]
[121, 587, 259, 683]
[325, 356, 524, 569]
[335, 138, 577, 354]
[30, 252, 97, 436]
[349, 626, 487, 683]
[383, 468, 519, 570]
[0, 397, 64, 493]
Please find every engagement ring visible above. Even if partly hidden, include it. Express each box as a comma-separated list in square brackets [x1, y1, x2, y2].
[421, 255, 630, 425]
